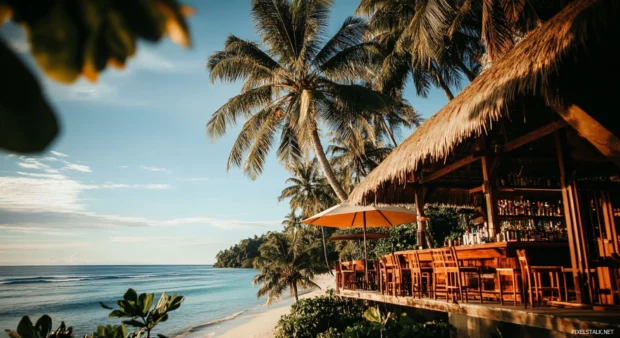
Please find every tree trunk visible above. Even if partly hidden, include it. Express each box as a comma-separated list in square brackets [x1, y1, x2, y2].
[293, 283, 299, 303]
[436, 75, 455, 100]
[310, 127, 348, 202]
[381, 118, 398, 147]
[321, 226, 333, 276]
[458, 61, 477, 82]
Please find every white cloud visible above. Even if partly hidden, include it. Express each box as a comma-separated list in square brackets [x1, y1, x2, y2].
[98, 183, 170, 190]
[17, 171, 66, 180]
[0, 207, 281, 231]
[41, 156, 59, 162]
[63, 162, 92, 173]
[0, 224, 80, 237]
[140, 166, 170, 173]
[0, 242, 88, 251]
[50, 151, 69, 157]
[0, 174, 170, 212]
[0, 176, 87, 211]
[119, 165, 129, 169]
[132, 49, 175, 71]
[17, 158, 50, 170]
[183, 177, 210, 182]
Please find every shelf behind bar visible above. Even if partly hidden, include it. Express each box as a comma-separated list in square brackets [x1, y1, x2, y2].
[497, 215, 564, 221]
[497, 187, 562, 193]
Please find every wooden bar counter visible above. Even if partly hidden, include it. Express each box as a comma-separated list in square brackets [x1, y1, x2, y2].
[396, 241, 570, 268]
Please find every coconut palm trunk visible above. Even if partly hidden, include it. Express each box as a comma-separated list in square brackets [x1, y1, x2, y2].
[310, 127, 348, 202]
[436, 74, 455, 100]
[293, 283, 299, 302]
[381, 118, 398, 147]
[320, 226, 333, 276]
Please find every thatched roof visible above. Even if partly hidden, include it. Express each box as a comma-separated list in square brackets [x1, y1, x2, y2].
[349, 0, 620, 206]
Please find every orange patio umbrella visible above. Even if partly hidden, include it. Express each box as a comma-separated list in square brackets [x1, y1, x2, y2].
[302, 203, 425, 287]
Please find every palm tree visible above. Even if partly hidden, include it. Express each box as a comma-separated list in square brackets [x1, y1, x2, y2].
[253, 231, 324, 304]
[357, 0, 474, 100]
[278, 158, 335, 216]
[207, 0, 391, 202]
[278, 158, 335, 274]
[282, 210, 303, 235]
[328, 136, 392, 187]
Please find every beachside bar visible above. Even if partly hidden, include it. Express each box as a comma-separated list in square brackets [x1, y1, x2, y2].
[334, 0, 620, 336]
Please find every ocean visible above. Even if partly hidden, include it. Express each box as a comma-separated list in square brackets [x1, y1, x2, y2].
[0, 265, 295, 337]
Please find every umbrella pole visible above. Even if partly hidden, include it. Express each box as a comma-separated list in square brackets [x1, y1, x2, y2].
[363, 212, 368, 290]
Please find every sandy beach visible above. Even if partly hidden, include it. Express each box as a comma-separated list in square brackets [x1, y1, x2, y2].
[217, 273, 335, 338]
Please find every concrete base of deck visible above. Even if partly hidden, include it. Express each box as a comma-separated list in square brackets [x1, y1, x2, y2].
[339, 289, 620, 337]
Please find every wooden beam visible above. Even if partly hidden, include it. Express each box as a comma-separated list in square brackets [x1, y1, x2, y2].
[502, 120, 568, 153]
[481, 156, 497, 237]
[414, 188, 428, 249]
[553, 104, 620, 164]
[554, 130, 583, 303]
[421, 155, 481, 184]
[469, 185, 483, 194]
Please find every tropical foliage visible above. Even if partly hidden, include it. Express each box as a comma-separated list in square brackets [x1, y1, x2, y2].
[1, 0, 193, 154]
[342, 307, 453, 338]
[253, 231, 327, 305]
[4, 289, 183, 338]
[214, 234, 267, 268]
[275, 290, 365, 338]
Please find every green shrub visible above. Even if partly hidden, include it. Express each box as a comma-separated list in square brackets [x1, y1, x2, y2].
[4, 289, 183, 338]
[343, 307, 453, 338]
[275, 290, 364, 338]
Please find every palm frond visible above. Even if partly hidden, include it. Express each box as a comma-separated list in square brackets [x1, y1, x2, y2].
[206, 85, 276, 141]
[252, 0, 299, 64]
[482, 0, 514, 62]
[208, 35, 281, 83]
[314, 16, 368, 66]
[241, 110, 282, 180]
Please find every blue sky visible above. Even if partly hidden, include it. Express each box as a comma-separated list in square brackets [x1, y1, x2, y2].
[0, 0, 449, 265]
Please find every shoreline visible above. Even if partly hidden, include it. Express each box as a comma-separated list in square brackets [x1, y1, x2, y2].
[216, 273, 335, 338]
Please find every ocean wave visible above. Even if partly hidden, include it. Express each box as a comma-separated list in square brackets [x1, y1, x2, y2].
[173, 311, 246, 338]
[0, 273, 184, 285]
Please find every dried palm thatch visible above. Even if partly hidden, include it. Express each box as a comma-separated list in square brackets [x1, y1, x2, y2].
[349, 0, 620, 205]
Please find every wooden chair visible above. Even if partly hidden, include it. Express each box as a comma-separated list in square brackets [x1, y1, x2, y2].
[394, 253, 412, 296]
[431, 248, 462, 302]
[516, 249, 562, 306]
[405, 251, 432, 298]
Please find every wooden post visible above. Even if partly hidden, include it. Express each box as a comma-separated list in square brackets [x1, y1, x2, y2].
[415, 188, 427, 248]
[481, 156, 497, 238]
[554, 130, 587, 304]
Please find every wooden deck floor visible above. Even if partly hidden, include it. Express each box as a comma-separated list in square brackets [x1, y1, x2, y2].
[339, 289, 620, 335]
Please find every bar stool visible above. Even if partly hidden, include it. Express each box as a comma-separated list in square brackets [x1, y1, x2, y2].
[384, 254, 403, 296]
[335, 262, 342, 292]
[561, 267, 598, 302]
[517, 249, 562, 306]
[378, 256, 394, 295]
[405, 251, 432, 298]
[394, 253, 412, 296]
[431, 248, 462, 302]
[496, 267, 522, 306]
[341, 261, 356, 290]
[450, 247, 484, 303]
